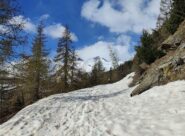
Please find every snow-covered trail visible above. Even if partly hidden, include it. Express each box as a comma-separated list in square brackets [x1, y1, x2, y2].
[1, 73, 185, 136]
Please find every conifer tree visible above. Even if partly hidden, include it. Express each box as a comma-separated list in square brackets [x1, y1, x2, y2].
[0, 0, 24, 115]
[135, 30, 165, 64]
[165, 0, 185, 34]
[0, 0, 24, 64]
[0, 0, 24, 83]
[75, 69, 90, 89]
[91, 58, 105, 85]
[109, 67, 113, 83]
[157, 0, 172, 28]
[108, 46, 119, 69]
[24, 22, 49, 102]
[54, 26, 73, 90]
[70, 49, 78, 88]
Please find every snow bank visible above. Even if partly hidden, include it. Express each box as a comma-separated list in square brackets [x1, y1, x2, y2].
[1, 73, 185, 136]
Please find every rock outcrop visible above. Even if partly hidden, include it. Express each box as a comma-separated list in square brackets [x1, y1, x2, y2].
[131, 20, 185, 97]
[160, 21, 185, 52]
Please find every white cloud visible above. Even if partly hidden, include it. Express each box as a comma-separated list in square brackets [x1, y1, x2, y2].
[9, 15, 78, 41]
[40, 14, 50, 21]
[44, 24, 78, 41]
[77, 36, 135, 65]
[97, 35, 104, 40]
[81, 0, 161, 33]
[0, 25, 9, 33]
[76, 36, 135, 71]
[45, 24, 65, 39]
[10, 15, 36, 32]
[116, 35, 131, 46]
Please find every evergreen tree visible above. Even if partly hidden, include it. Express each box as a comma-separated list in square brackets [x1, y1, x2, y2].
[135, 30, 165, 64]
[69, 49, 79, 88]
[24, 22, 49, 102]
[109, 67, 113, 83]
[54, 26, 73, 90]
[0, 0, 24, 91]
[108, 46, 119, 69]
[0, 0, 24, 64]
[157, 0, 172, 28]
[76, 70, 91, 88]
[165, 0, 185, 34]
[0, 0, 24, 116]
[91, 58, 105, 85]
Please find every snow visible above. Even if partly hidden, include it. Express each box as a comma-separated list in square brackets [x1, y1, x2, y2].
[76, 56, 112, 72]
[1, 73, 185, 136]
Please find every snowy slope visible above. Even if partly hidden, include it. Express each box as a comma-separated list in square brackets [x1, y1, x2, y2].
[1, 73, 185, 136]
[77, 56, 112, 72]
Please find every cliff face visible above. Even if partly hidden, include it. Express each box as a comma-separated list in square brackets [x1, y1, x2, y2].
[131, 20, 185, 96]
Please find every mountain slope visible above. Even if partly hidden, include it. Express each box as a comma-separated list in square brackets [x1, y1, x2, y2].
[1, 73, 185, 136]
[131, 20, 185, 96]
[77, 56, 112, 72]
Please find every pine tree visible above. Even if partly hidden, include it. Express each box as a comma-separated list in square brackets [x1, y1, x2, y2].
[91, 58, 105, 85]
[108, 46, 119, 69]
[75, 70, 90, 89]
[165, 0, 185, 34]
[0, 0, 24, 64]
[0, 0, 24, 85]
[135, 30, 165, 64]
[24, 22, 49, 102]
[0, 0, 24, 116]
[109, 67, 113, 83]
[69, 49, 79, 88]
[157, 0, 172, 28]
[54, 26, 73, 90]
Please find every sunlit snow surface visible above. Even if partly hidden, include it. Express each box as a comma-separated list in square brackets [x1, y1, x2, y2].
[1, 73, 185, 136]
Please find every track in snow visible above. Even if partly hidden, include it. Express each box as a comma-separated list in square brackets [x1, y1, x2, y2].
[1, 73, 185, 136]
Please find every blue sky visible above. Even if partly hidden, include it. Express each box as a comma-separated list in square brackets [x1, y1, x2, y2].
[19, 0, 106, 46]
[17, 0, 161, 62]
